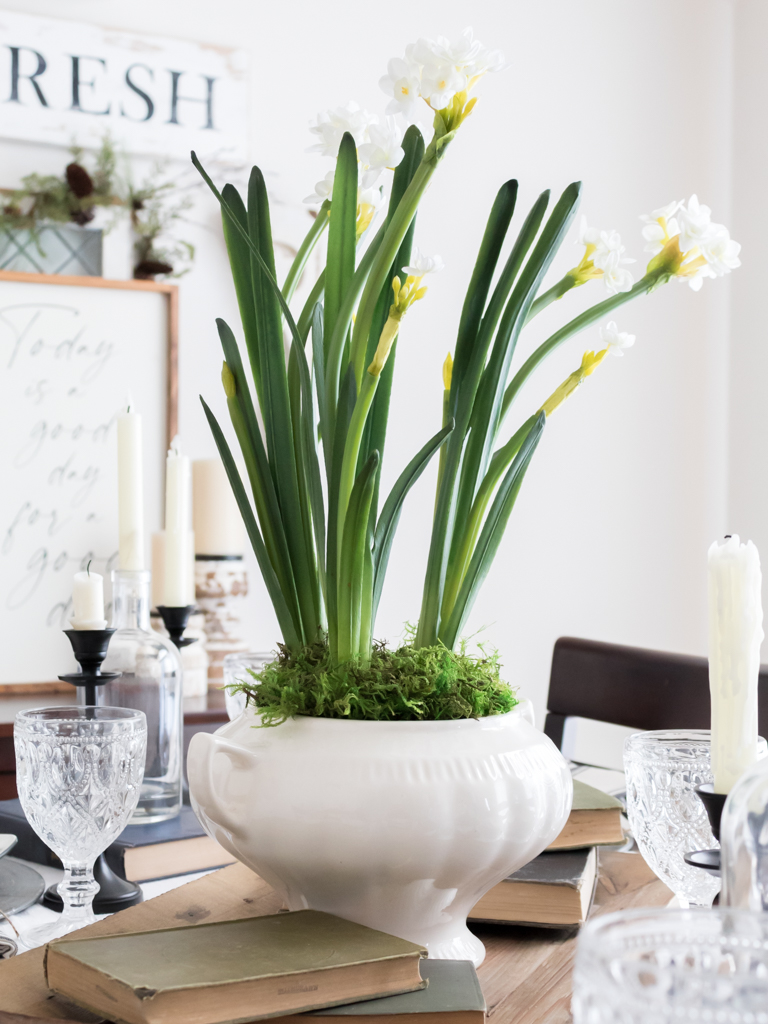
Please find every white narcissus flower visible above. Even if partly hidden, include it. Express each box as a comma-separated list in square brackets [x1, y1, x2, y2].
[599, 321, 635, 357]
[640, 200, 682, 255]
[700, 224, 741, 277]
[577, 215, 601, 248]
[576, 218, 634, 294]
[600, 250, 635, 295]
[304, 169, 335, 206]
[402, 247, 445, 277]
[358, 117, 405, 187]
[308, 101, 374, 158]
[379, 57, 423, 122]
[417, 53, 467, 110]
[358, 186, 384, 210]
[676, 195, 716, 255]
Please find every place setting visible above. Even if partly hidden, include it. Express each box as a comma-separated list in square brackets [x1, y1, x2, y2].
[1, 7, 767, 1024]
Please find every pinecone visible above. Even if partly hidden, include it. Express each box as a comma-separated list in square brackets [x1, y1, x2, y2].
[65, 163, 94, 198]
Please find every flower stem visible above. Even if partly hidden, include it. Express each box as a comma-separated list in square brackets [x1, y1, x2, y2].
[349, 158, 437, 390]
[282, 202, 330, 303]
[501, 274, 659, 423]
[337, 371, 379, 575]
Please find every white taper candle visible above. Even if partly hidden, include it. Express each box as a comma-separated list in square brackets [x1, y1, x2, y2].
[164, 436, 193, 606]
[708, 534, 764, 793]
[117, 403, 145, 571]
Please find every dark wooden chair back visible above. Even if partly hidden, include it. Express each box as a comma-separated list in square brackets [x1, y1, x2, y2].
[543, 636, 768, 750]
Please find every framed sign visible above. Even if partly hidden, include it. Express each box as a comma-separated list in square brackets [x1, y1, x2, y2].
[0, 271, 177, 685]
[0, 10, 248, 162]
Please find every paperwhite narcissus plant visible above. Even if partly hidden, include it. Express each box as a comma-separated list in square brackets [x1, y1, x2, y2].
[194, 25, 743, 667]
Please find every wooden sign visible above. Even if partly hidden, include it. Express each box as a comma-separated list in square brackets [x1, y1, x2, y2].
[0, 10, 248, 162]
[0, 271, 177, 685]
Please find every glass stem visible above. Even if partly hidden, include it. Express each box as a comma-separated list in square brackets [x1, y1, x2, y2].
[59, 860, 99, 926]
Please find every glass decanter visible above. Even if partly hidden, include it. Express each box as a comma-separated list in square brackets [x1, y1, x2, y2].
[720, 755, 768, 910]
[96, 570, 183, 823]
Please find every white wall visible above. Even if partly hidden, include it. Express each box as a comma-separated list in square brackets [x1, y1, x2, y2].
[2, 0, 738, 722]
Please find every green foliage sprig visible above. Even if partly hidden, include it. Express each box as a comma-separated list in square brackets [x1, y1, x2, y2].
[229, 637, 517, 726]
[1, 138, 195, 279]
[1, 139, 121, 230]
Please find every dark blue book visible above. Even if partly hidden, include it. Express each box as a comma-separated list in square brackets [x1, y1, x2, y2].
[0, 798, 235, 881]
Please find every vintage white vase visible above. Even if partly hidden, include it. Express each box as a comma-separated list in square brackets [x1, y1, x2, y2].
[188, 700, 572, 966]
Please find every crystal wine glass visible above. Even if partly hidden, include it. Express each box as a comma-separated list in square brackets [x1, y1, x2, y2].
[624, 730, 722, 907]
[14, 706, 146, 947]
[223, 651, 272, 720]
[572, 906, 768, 1023]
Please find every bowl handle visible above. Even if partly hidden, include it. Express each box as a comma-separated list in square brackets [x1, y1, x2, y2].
[187, 732, 257, 841]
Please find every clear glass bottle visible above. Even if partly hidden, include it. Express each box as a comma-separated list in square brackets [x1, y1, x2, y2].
[97, 570, 183, 823]
[720, 756, 768, 910]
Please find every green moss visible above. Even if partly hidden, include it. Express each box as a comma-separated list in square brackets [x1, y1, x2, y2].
[228, 637, 518, 726]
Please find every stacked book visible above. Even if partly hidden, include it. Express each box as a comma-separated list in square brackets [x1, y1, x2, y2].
[44, 911, 486, 1024]
[469, 779, 624, 927]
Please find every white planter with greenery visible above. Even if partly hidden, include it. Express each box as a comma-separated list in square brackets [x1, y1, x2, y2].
[189, 701, 570, 965]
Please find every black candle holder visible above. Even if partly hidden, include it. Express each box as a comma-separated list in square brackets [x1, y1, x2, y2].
[58, 628, 121, 707]
[54, 627, 143, 913]
[156, 605, 198, 649]
[43, 853, 143, 916]
[683, 783, 727, 877]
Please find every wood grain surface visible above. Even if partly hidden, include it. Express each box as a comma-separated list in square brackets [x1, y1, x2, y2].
[0, 851, 671, 1024]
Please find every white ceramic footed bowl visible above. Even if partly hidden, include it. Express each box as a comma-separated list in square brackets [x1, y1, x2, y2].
[188, 700, 572, 966]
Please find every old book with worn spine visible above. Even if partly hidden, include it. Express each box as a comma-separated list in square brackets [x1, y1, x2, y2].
[44, 909, 427, 1024]
[469, 847, 598, 926]
[281, 960, 486, 1024]
[546, 780, 624, 851]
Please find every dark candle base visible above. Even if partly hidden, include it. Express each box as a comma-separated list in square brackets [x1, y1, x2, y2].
[695, 784, 727, 842]
[43, 854, 143, 914]
[156, 605, 198, 649]
[58, 628, 121, 705]
[685, 784, 728, 879]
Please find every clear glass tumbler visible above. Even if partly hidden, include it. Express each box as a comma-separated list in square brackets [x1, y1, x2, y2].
[572, 907, 768, 1023]
[14, 706, 146, 947]
[223, 651, 273, 720]
[624, 730, 720, 907]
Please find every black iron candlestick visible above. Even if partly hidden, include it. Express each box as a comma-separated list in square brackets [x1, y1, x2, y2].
[684, 784, 727, 877]
[156, 605, 198, 649]
[58, 628, 121, 706]
[50, 627, 144, 914]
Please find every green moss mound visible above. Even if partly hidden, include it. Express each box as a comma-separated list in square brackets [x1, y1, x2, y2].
[229, 638, 518, 726]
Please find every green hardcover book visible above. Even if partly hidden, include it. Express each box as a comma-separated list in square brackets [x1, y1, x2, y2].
[281, 960, 486, 1024]
[44, 910, 427, 1024]
[546, 780, 624, 851]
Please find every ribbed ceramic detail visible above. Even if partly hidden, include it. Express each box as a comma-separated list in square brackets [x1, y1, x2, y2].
[188, 700, 572, 966]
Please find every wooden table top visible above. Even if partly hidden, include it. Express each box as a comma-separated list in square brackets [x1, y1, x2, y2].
[0, 849, 671, 1024]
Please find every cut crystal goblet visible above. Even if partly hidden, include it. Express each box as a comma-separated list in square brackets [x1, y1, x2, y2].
[14, 706, 146, 947]
[624, 729, 720, 907]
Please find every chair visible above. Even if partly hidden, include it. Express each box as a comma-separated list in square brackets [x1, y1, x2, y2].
[543, 636, 768, 752]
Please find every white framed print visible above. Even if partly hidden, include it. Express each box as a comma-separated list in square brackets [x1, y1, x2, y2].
[0, 271, 178, 685]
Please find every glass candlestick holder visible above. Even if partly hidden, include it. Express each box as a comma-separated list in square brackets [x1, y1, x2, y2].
[98, 570, 183, 823]
[721, 755, 768, 910]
